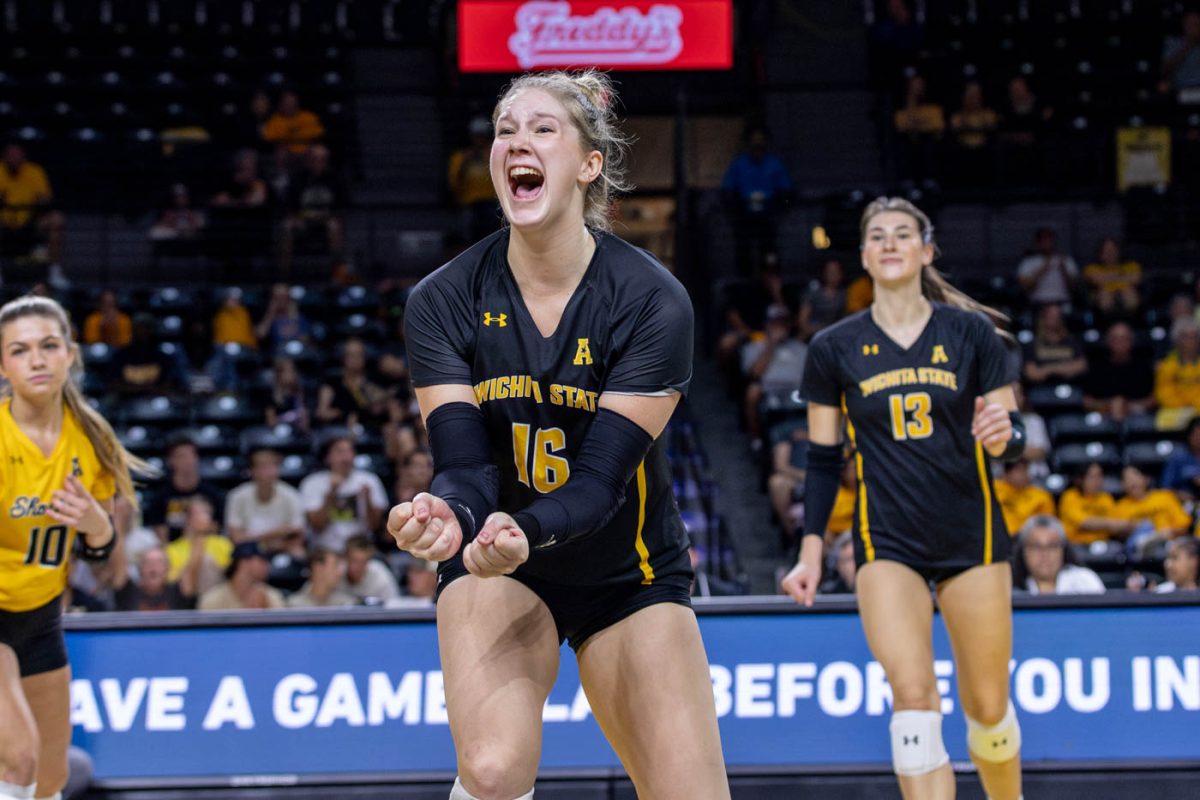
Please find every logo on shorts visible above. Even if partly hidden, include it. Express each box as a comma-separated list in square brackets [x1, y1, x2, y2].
[483, 313, 508, 328]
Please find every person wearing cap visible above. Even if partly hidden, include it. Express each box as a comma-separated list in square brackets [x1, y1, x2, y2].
[740, 303, 807, 448]
[198, 540, 285, 610]
[447, 115, 499, 242]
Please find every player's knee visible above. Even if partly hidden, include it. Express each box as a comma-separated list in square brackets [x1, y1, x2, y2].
[889, 709, 949, 777]
[888, 679, 939, 712]
[966, 700, 1021, 764]
[0, 722, 38, 787]
[457, 746, 536, 800]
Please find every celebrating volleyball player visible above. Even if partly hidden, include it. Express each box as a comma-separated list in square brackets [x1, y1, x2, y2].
[782, 197, 1025, 800]
[387, 70, 729, 800]
[0, 296, 147, 800]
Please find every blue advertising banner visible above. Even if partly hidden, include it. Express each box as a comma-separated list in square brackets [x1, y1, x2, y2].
[66, 601, 1200, 784]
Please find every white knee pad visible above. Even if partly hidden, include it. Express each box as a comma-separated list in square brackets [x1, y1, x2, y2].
[450, 777, 533, 800]
[967, 701, 1021, 764]
[889, 709, 950, 777]
[0, 781, 35, 800]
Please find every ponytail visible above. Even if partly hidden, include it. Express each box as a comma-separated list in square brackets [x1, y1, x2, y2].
[861, 196, 1013, 341]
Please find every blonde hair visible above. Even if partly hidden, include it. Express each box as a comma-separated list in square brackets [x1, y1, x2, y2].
[860, 196, 1011, 339]
[493, 69, 631, 231]
[0, 295, 155, 509]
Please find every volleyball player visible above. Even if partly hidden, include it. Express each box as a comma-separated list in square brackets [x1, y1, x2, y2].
[387, 71, 729, 800]
[0, 296, 147, 800]
[782, 197, 1025, 800]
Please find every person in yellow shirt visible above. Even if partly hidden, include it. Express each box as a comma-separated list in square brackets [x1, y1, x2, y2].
[1057, 462, 1132, 544]
[448, 116, 499, 242]
[209, 287, 257, 392]
[165, 496, 233, 597]
[994, 459, 1056, 537]
[893, 75, 945, 183]
[844, 272, 874, 314]
[0, 294, 149, 799]
[1082, 237, 1141, 317]
[81, 289, 133, 348]
[1114, 465, 1192, 556]
[1154, 320, 1200, 421]
[824, 457, 858, 548]
[261, 91, 325, 156]
[0, 143, 66, 280]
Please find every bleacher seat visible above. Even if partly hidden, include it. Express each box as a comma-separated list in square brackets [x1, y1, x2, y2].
[196, 393, 263, 427]
[240, 423, 312, 456]
[121, 395, 190, 427]
[1027, 383, 1085, 416]
[1124, 440, 1180, 476]
[176, 424, 240, 455]
[1050, 412, 1121, 445]
[1053, 441, 1122, 473]
[199, 454, 244, 489]
[1122, 413, 1163, 443]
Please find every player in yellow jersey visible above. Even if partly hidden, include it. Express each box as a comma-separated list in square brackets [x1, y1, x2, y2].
[0, 296, 148, 800]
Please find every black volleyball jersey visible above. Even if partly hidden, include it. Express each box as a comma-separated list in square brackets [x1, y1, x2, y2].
[405, 229, 693, 586]
[800, 304, 1013, 564]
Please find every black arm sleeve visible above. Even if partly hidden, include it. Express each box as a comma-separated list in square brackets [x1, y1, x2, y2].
[512, 409, 653, 549]
[427, 402, 498, 542]
[802, 443, 844, 541]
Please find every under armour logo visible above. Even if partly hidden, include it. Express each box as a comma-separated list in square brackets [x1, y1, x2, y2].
[903, 735, 919, 745]
[994, 738, 1007, 748]
[862, 343, 879, 355]
[71, 457, 83, 478]
[483, 313, 507, 327]
[9, 455, 21, 465]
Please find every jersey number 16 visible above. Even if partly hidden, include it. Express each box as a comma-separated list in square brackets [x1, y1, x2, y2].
[888, 392, 933, 441]
[512, 423, 571, 493]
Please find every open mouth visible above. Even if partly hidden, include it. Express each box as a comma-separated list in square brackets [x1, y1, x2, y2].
[509, 166, 544, 201]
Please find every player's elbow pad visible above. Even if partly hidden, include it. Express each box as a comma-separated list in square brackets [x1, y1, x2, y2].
[513, 408, 654, 549]
[428, 402, 498, 540]
[803, 443, 844, 541]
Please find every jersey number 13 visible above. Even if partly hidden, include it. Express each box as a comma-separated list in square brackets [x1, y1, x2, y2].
[888, 392, 933, 441]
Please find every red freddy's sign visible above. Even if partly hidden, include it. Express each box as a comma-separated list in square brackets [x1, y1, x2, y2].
[458, 1, 733, 72]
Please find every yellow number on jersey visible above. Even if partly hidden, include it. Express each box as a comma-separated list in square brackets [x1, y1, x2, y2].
[888, 392, 933, 441]
[512, 424, 570, 493]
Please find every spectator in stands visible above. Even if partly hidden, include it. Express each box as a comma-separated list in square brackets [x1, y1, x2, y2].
[111, 545, 198, 611]
[82, 290, 132, 348]
[995, 459, 1056, 537]
[818, 532, 856, 594]
[893, 74, 945, 184]
[867, 0, 924, 86]
[148, 183, 206, 242]
[315, 337, 390, 428]
[1012, 515, 1106, 595]
[1114, 464, 1191, 556]
[1162, 417, 1200, 498]
[393, 449, 433, 505]
[211, 149, 268, 209]
[264, 355, 310, 432]
[843, 267, 873, 314]
[998, 76, 1052, 186]
[0, 142, 67, 287]
[1082, 237, 1141, 319]
[448, 115, 499, 242]
[198, 541, 286, 610]
[300, 434, 388, 552]
[144, 435, 226, 543]
[767, 425, 807, 539]
[287, 546, 357, 607]
[715, 272, 783, 391]
[1171, 291, 1198, 335]
[721, 124, 794, 276]
[262, 91, 325, 156]
[208, 287, 257, 392]
[1154, 320, 1200, 426]
[403, 556, 438, 601]
[255, 283, 314, 353]
[949, 81, 999, 185]
[339, 534, 401, 603]
[798, 257, 847, 341]
[741, 304, 807, 449]
[1016, 228, 1078, 308]
[1157, 536, 1199, 592]
[1058, 462, 1130, 545]
[282, 144, 348, 267]
[1159, 11, 1200, 99]
[226, 446, 306, 555]
[164, 496, 233, 597]
[1083, 321, 1155, 421]
[1021, 303, 1087, 386]
[107, 313, 181, 396]
[242, 90, 273, 150]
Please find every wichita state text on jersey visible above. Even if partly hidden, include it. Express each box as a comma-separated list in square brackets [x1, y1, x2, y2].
[406, 229, 693, 586]
[801, 304, 1013, 570]
[0, 398, 116, 611]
